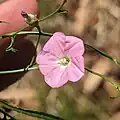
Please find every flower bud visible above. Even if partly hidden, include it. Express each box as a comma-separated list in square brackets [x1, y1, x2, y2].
[21, 10, 38, 26]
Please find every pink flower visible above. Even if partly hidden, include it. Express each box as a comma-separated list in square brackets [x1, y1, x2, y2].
[36, 32, 84, 88]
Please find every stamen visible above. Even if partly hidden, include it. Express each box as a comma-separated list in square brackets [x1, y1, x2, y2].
[57, 56, 70, 66]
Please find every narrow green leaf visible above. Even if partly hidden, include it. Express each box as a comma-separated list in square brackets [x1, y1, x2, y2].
[0, 101, 64, 120]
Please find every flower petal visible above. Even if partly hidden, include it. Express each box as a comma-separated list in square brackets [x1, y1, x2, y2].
[71, 56, 84, 73]
[36, 51, 58, 75]
[44, 67, 68, 88]
[65, 36, 84, 57]
[43, 32, 66, 57]
[67, 56, 84, 82]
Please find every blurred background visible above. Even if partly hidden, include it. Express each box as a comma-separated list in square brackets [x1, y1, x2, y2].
[0, 0, 120, 120]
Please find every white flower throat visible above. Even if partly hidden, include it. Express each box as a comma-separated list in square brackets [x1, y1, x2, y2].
[57, 56, 70, 66]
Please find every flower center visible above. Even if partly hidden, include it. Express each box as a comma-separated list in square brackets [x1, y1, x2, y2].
[57, 56, 70, 66]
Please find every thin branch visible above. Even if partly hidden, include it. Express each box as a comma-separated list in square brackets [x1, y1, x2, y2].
[0, 101, 64, 120]
[85, 67, 120, 98]
[0, 65, 38, 74]
[39, 0, 67, 22]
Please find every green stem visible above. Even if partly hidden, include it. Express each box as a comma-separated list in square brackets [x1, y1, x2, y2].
[40, 30, 53, 36]
[84, 43, 120, 65]
[0, 0, 67, 39]
[39, 0, 67, 22]
[85, 67, 114, 85]
[0, 0, 67, 41]
[26, 26, 41, 69]
[35, 26, 41, 50]
[0, 109, 17, 120]
[0, 65, 38, 74]
[0, 101, 64, 120]
[3, 31, 52, 37]
[85, 67, 120, 98]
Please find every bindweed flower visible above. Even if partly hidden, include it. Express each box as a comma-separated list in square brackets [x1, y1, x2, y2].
[21, 10, 38, 26]
[36, 32, 84, 88]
